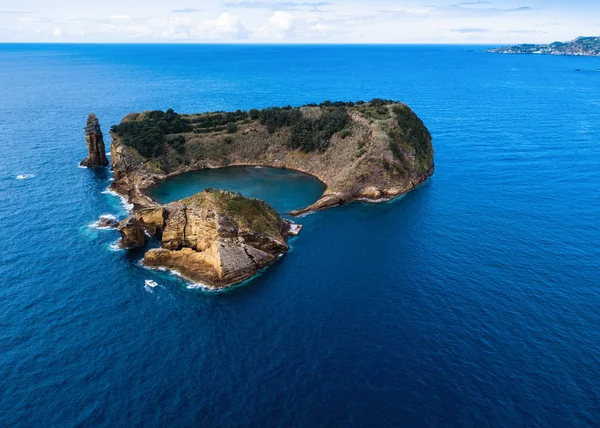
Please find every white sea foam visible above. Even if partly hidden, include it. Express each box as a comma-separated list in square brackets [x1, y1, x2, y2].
[102, 187, 134, 212]
[186, 281, 214, 291]
[109, 240, 124, 252]
[101, 187, 116, 195]
[89, 214, 119, 230]
[163, 268, 214, 291]
[141, 262, 211, 291]
[357, 197, 393, 204]
[16, 174, 35, 180]
[140, 259, 263, 293]
[294, 210, 316, 218]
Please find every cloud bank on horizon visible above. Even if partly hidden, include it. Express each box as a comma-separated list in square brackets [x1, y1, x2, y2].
[0, 0, 598, 43]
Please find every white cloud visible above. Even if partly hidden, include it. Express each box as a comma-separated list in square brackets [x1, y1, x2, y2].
[269, 11, 295, 32]
[109, 15, 131, 21]
[1, 0, 600, 43]
[199, 12, 248, 39]
[256, 11, 296, 39]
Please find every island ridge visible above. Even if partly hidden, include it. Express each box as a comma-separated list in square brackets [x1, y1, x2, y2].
[110, 100, 434, 215]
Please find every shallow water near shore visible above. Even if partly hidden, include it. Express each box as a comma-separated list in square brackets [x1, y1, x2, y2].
[150, 166, 325, 213]
[1, 44, 600, 426]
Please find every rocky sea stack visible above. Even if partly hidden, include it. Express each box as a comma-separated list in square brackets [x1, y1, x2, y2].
[80, 113, 109, 168]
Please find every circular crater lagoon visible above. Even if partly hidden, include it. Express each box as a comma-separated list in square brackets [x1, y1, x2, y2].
[150, 166, 325, 213]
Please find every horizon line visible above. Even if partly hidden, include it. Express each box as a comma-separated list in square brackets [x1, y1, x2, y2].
[0, 41, 507, 46]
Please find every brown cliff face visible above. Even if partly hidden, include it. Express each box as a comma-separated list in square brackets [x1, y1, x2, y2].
[137, 189, 296, 289]
[117, 217, 146, 249]
[80, 113, 109, 168]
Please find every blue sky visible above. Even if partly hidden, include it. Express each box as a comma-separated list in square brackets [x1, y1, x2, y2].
[0, 0, 598, 43]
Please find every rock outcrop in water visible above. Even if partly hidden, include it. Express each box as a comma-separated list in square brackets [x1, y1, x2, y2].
[129, 189, 296, 288]
[80, 113, 109, 168]
[118, 217, 146, 249]
[96, 215, 119, 229]
[109, 100, 434, 215]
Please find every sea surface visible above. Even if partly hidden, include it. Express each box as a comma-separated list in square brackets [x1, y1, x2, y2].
[1, 44, 600, 427]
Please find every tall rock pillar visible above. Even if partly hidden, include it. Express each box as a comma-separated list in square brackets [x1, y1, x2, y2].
[80, 113, 109, 168]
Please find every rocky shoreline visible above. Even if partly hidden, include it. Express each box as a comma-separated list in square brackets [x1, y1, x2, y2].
[117, 189, 299, 289]
[87, 100, 435, 289]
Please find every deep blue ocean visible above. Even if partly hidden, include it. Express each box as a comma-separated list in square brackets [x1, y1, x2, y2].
[1, 44, 599, 427]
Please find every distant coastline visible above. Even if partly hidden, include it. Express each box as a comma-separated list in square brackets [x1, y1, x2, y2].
[487, 36, 600, 57]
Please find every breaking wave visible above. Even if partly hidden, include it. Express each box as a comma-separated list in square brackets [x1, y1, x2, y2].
[102, 187, 134, 213]
[109, 240, 124, 252]
[90, 214, 119, 230]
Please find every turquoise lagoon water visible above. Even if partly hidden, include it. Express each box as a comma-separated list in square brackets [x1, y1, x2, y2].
[150, 166, 325, 213]
[1, 44, 600, 426]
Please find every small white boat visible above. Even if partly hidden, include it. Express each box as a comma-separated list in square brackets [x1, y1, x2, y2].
[145, 280, 158, 288]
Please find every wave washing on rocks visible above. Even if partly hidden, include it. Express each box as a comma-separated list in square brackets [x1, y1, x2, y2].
[90, 214, 120, 230]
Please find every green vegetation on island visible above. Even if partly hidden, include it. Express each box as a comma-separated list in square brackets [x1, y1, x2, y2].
[109, 99, 434, 216]
[109, 99, 429, 163]
[390, 104, 433, 171]
[185, 188, 284, 237]
[110, 109, 190, 158]
[487, 36, 600, 57]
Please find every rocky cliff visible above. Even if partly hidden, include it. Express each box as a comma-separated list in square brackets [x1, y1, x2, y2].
[80, 113, 109, 168]
[109, 100, 434, 215]
[117, 217, 146, 249]
[122, 189, 296, 288]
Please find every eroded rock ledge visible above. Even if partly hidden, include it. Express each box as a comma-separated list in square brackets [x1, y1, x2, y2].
[118, 189, 298, 289]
